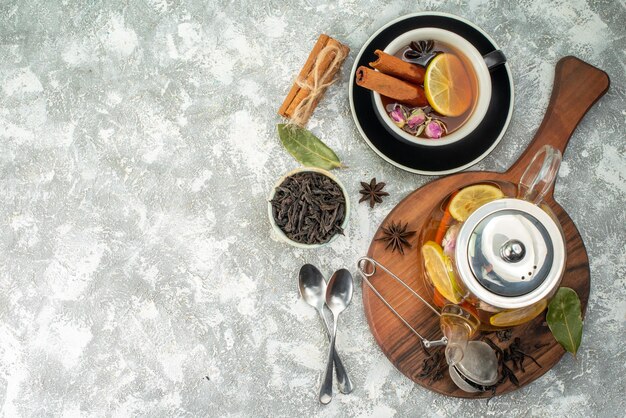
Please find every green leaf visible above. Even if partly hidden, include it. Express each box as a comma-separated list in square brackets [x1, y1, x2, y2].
[277, 124, 343, 170]
[546, 287, 583, 357]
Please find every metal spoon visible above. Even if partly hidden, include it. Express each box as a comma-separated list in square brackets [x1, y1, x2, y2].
[298, 265, 354, 394]
[319, 269, 354, 404]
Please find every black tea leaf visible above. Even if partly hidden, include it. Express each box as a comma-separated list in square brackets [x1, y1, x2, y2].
[271, 171, 345, 245]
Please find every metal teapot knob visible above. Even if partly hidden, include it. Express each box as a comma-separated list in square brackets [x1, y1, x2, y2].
[500, 239, 526, 262]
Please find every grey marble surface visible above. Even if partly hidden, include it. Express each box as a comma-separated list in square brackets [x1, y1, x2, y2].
[0, 0, 624, 416]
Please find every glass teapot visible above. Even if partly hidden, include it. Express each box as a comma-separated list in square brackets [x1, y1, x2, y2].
[418, 146, 566, 365]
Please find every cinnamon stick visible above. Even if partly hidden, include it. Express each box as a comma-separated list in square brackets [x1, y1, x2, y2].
[355, 66, 428, 107]
[285, 38, 347, 117]
[278, 34, 350, 126]
[304, 41, 351, 118]
[370, 49, 425, 84]
[278, 34, 330, 118]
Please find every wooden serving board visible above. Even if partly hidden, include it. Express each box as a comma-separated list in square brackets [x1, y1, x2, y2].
[363, 57, 610, 398]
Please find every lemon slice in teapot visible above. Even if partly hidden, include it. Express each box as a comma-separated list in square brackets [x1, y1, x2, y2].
[449, 184, 504, 222]
[422, 241, 464, 304]
[489, 299, 548, 327]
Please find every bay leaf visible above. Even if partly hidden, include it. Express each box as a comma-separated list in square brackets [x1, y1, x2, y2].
[546, 287, 583, 357]
[277, 124, 343, 170]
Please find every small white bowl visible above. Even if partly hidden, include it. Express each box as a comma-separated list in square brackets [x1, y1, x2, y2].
[267, 167, 350, 249]
[373, 27, 492, 147]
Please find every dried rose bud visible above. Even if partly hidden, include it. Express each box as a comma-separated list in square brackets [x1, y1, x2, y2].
[388, 105, 407, 128]
[407, 108, 426, 129]
[425, 121, 443, 138]
[442, 224, 460, 256]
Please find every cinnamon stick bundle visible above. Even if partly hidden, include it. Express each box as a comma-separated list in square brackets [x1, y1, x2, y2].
[355, 66, 428, 107]
[278, 34, 350, 126]
[370, 49, 426, 84]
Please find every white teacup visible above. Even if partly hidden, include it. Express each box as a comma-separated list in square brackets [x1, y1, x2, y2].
[373, 28, 493, 147]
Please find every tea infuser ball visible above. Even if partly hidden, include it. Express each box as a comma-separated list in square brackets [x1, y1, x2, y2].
[448, 341, 499, 392]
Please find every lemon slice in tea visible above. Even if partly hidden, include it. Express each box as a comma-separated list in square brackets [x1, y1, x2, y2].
[489, 299, 548, 327]
[449, 184, 504, 222]
[421, 241, 463, 304]
[424, 53, 473, 117]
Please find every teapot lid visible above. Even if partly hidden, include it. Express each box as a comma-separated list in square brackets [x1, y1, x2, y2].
[455, 198, 566, 309]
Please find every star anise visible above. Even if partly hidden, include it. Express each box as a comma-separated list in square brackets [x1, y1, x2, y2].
[359, 178, 389, 208]
[409, 40, 434, 56]
[404, 40, 437, 64]
[375, 220, 416, 255]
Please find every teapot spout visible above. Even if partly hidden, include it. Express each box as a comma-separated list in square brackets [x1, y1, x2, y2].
[518, 145, 562, 204]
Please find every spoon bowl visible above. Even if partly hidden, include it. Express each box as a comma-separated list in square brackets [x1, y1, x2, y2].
[299, 264, 326, 311]
[326, 269, 354, 315]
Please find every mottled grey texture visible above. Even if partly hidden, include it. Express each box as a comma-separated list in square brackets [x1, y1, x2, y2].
[0, 0, 624, 416]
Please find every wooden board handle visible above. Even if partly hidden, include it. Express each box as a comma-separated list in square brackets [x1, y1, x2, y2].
[507, 56, 610, 187]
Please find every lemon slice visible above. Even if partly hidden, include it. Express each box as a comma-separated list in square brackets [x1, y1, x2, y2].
[448, 184, 504, 222]
[424, 53, 473, 117]
[489, 299, 548, 327]
[421, 241, 463, 304]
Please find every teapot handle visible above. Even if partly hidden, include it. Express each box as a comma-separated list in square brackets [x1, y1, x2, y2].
[517, 145, 562, 205]
[517, 145, 562, 204]
[505, 57, 609, 194]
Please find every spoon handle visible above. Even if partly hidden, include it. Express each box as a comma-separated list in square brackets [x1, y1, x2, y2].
[319, 323, 336, 404]
[332, 344, 353, 394]
[317, 308, 353, 394]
